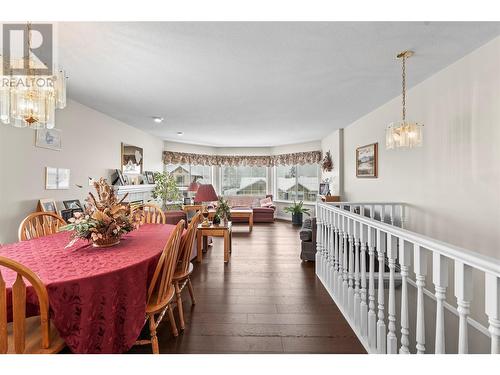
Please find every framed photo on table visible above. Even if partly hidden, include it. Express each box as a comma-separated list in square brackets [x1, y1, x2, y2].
[63, 200, 83, 210]
[356, 143, 378, 178]
[38, 198, 57, 213]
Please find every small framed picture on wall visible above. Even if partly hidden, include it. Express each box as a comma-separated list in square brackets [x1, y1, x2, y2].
[356, 143, 378, 178]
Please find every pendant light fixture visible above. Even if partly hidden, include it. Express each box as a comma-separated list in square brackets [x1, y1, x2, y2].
[0, 22, 67, 129]
[385, 50, 423, 149]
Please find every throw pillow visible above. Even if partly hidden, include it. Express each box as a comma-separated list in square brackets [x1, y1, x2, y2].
[259, 197, 272, 207]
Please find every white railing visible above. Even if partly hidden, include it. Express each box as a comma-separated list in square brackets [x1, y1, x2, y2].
[327, 201, 406, 227]
[315, 201, 500, 354]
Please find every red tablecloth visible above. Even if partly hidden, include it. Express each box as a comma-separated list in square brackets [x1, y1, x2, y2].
[0, 224, 177, 354]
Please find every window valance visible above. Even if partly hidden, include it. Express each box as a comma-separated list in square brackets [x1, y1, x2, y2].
[162, 150, 322, 167]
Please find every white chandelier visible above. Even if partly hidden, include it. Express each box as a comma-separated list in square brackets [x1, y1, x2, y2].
[386, 50, 423, 149]
[0, 23, 67, 129]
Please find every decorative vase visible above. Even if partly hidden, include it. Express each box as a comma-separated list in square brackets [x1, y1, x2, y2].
[92, 236, 121, 248]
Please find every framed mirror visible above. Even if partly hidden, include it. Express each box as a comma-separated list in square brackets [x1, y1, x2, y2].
[121, 143, 143, 176]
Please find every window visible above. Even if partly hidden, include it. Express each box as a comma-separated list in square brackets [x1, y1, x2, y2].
[221, 166, 267, 196]
[275, 164, 319, 202]
[165, 164, 212, 196]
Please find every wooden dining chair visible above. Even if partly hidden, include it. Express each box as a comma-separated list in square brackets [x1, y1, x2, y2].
[173, 212, 202, 330]
[141, 203, 166, 224]
[0, 256, 65, 354]
[135, 220, 184, 354]
[18, 212, 66, 241]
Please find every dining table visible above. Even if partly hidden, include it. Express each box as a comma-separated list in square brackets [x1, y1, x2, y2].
[0, 223, 179, 354]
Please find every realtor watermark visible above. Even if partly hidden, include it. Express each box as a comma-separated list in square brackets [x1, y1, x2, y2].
[2, 23, 54, 88]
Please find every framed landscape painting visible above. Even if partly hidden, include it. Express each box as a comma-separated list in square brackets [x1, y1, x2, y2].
[356, 143, 378, 178]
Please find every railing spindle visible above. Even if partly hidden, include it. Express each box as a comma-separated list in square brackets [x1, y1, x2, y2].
[342, 216, 349, 307]
[414, 245, 427, 354]
[360, 223, 368, 338]
[354, 220, 361, 329]
[398, 238, 411, 354]
[367, 227, 377, 349]
[433, 253, 448, 354]
[376, 229, 387, 353]
[485, 274, 500, 354]
[454, 261, 472, 354]
[386, 234, 397, 354]
[348, 218, 355, 318]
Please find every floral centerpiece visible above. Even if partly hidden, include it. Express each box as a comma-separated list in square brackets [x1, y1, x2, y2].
[62, 178, 142, 248]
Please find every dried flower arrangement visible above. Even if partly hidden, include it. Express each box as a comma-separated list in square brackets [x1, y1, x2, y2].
[62, 178, 142, 248]
[321, 150, 333, 172]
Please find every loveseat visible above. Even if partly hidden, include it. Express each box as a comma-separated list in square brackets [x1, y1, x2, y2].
[223, 194, 275, 223]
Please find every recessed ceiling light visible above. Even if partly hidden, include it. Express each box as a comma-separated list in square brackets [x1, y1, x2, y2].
[152, 116, 164, 123]
[177, 132, 184, 136]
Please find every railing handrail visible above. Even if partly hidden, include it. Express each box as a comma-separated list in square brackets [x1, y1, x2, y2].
[327, 201, 405, 205]
[318, 202, 500, 276]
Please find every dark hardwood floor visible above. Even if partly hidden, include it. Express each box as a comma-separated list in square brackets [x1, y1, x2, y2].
[129, 221, 365, 354]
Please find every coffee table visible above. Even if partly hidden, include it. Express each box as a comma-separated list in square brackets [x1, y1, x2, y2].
[209, 208, 253, 232]
[197, 221, 232, 263]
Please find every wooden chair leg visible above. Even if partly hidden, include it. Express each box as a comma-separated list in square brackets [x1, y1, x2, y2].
[167, 306, 179, 337]
[149, 314, 159, 354]
[175, 282, 185, 330]
[187, 278, 196, 305]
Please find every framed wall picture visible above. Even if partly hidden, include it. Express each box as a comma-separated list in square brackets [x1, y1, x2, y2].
[356, 143, 378, 178]
[38, 198, 57, 213]
[319, 182, 330, 196]
[121, 143, 143, 175]
[46, 167, 71, 189]
[63, 200, 83, 210]
[35, 128, 62, 151]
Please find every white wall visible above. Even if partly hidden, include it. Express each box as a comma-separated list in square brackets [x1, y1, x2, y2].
[323, 36, 500, 259]
[321, 129, 343, 196]
[0, 100, 164, 245]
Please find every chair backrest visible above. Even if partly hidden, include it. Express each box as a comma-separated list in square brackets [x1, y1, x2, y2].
[18, 212, 66, 241]
[147, 220, 184, 306]
[177, 212, 202, 275]
[0, 256, 51, 353]
[141, 203, 166, 225]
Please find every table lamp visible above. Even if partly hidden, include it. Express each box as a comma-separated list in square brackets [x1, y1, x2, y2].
[187, 180, 200, 204]
[194, 184, 218, 226]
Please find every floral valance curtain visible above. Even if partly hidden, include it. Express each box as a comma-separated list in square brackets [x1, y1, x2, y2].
[162, 150, 322, 167]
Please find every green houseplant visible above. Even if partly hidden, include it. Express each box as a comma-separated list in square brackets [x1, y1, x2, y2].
[284, 200, 310, 226]
[152, 172, 181, 210]
[215, 196, 231, 224]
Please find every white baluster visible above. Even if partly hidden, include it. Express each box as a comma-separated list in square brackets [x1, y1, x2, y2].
[370, 205, 375, 220]
[376, 229, 387, 354]
[353, 220, 361, 329]
[316, 206, 321, 273]
[414, 245, 427, 354]
[400, 205, 405, 228]
[389, 205, 395, 226]
[433, 253, 448, 354]
[485, 274, 500, 354]
[367, 227, 377, 350]
[454, 261, 472, 354]
[360, 223, 368, 339]
[324, 212, 330, 289]
[398, 238, 411, 354]
[342, 216, 349, 309]
[333, 212, 339, 296]
[386, 234, 397, 354]
[348, 218, 355, 318]
[337, 213, 344, 303]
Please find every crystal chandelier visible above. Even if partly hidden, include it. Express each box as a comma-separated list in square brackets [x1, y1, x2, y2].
[386, 50, 423, 149]
[0, 23, 67, 129]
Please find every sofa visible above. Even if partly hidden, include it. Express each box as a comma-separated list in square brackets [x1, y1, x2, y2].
[223, 195, 276, 223]
[299, 217, 316, 261]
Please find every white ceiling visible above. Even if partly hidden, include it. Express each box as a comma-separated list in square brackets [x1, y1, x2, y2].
[58, 22, 500, 147]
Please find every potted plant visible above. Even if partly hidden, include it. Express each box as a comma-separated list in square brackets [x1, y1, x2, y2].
[152, 172, 181, 210]
[215, 196, 231, 225]
[284, 200, 310, 226]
